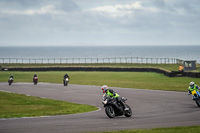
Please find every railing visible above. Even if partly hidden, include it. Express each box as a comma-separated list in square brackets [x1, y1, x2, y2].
[0, 57, 184, 64]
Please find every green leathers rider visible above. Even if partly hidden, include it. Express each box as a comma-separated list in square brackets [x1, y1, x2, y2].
[188, 81, 200, 95]
[101, 85, 128, 110]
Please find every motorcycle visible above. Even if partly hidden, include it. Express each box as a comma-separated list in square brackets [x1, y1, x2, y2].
[33, 77, 38, 85]
[190, 90, 200, 107]
[102, 94, 132, 118]
[8, 77, 13, 86]
[63, 77, 69, 86]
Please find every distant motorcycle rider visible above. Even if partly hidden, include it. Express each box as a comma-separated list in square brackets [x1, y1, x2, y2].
[101, 85, 128, 111]
[188, 81, 200, 95]
[9, 74, 14, 80]
[33, 74, 38, 81]
[64, 73, 70, 79]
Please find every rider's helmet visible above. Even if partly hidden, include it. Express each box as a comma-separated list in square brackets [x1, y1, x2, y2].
[190, 81, 195, 88]
[101, 85, 108, 93]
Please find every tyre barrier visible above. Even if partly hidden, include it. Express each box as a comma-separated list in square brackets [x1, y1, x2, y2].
[1, 67, 200, 78]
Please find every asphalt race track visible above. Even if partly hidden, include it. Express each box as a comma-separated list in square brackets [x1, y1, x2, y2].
[0, 82, 200, 133]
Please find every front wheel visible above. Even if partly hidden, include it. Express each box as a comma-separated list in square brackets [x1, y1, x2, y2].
[105, 105, 115, 118]
[63, 81, 68, 86]
[124, 105, 132, 117]
[195, 100, 200, 107]
[8, 80, 12, 86]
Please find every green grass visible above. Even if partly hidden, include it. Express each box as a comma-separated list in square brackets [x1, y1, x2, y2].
[1, 63, 200, 72]
[0, 91, 98, 118]
[1, 71, 199, 91]
[0, 63, 182, 72]
[90, 126, 200, 133]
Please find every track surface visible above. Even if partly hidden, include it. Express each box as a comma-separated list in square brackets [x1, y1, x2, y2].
[0, 82, 200, 133]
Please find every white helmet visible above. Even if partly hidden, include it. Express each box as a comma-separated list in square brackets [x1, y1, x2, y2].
[190, 81, 194, 87]
[101, 85, 108, 93]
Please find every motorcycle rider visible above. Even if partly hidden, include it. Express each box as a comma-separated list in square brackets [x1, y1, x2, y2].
[101, 85, 128, 111]
[9, 74, 14, 80]
[33, 74, 38, 81]
[188, 81, 200, 98]
[64, 73, 70, 79]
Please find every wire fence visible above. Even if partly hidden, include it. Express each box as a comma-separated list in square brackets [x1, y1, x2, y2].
[0, 57, 184, 64]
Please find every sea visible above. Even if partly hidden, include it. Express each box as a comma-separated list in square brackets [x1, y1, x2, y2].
[0, 45, 199, 63]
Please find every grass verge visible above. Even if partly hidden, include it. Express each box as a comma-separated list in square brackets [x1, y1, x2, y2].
[0, 63, 181, 72]
[90, 126, 200, 133]
[0, 91, 98, 118]
[1, 63, 200, 72]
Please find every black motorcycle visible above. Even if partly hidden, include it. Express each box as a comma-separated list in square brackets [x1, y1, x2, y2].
[33, 77, 38, 85]
[8, 78, 13, 86]
[102, 94, 132, 118]
[63, 77, 69, 86]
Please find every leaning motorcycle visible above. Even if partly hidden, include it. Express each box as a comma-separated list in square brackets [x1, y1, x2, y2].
[63, 78, 69, 86]
[190, 90, 200, 107]
[102, 94, 132, 118]
[8, 78, 13, 86]
[33, 77, 38, 85]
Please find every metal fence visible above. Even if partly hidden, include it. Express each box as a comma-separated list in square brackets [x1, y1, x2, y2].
[0, 57, 184, 64]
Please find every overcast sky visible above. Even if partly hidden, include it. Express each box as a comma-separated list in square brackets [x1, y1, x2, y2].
[0, 0, 199, 46]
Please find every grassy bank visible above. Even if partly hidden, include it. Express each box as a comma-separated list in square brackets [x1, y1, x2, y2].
[1, 71, 199, 91]
[1, 63, 200, 72]
[0, 63, 181, 72]
[0, 91, 97, 118]
[90, 126, 200, 133]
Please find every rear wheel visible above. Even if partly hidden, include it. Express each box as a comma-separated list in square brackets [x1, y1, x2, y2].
[124, 105, 132, 117]
[105, 105, 115, 118]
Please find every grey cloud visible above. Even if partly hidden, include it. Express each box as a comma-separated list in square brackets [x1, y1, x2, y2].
[59, 0, 81, 12]
[0, 0, 41, 9]
[0, 0, 81, 12]
[0, 0, 199, 46]
[152, 0, 166, 7]
[174, 1, 200, 15]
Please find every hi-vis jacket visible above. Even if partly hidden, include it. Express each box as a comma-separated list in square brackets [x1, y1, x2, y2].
[188, 84, 199, 92]
[105, 89, 120, 98]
